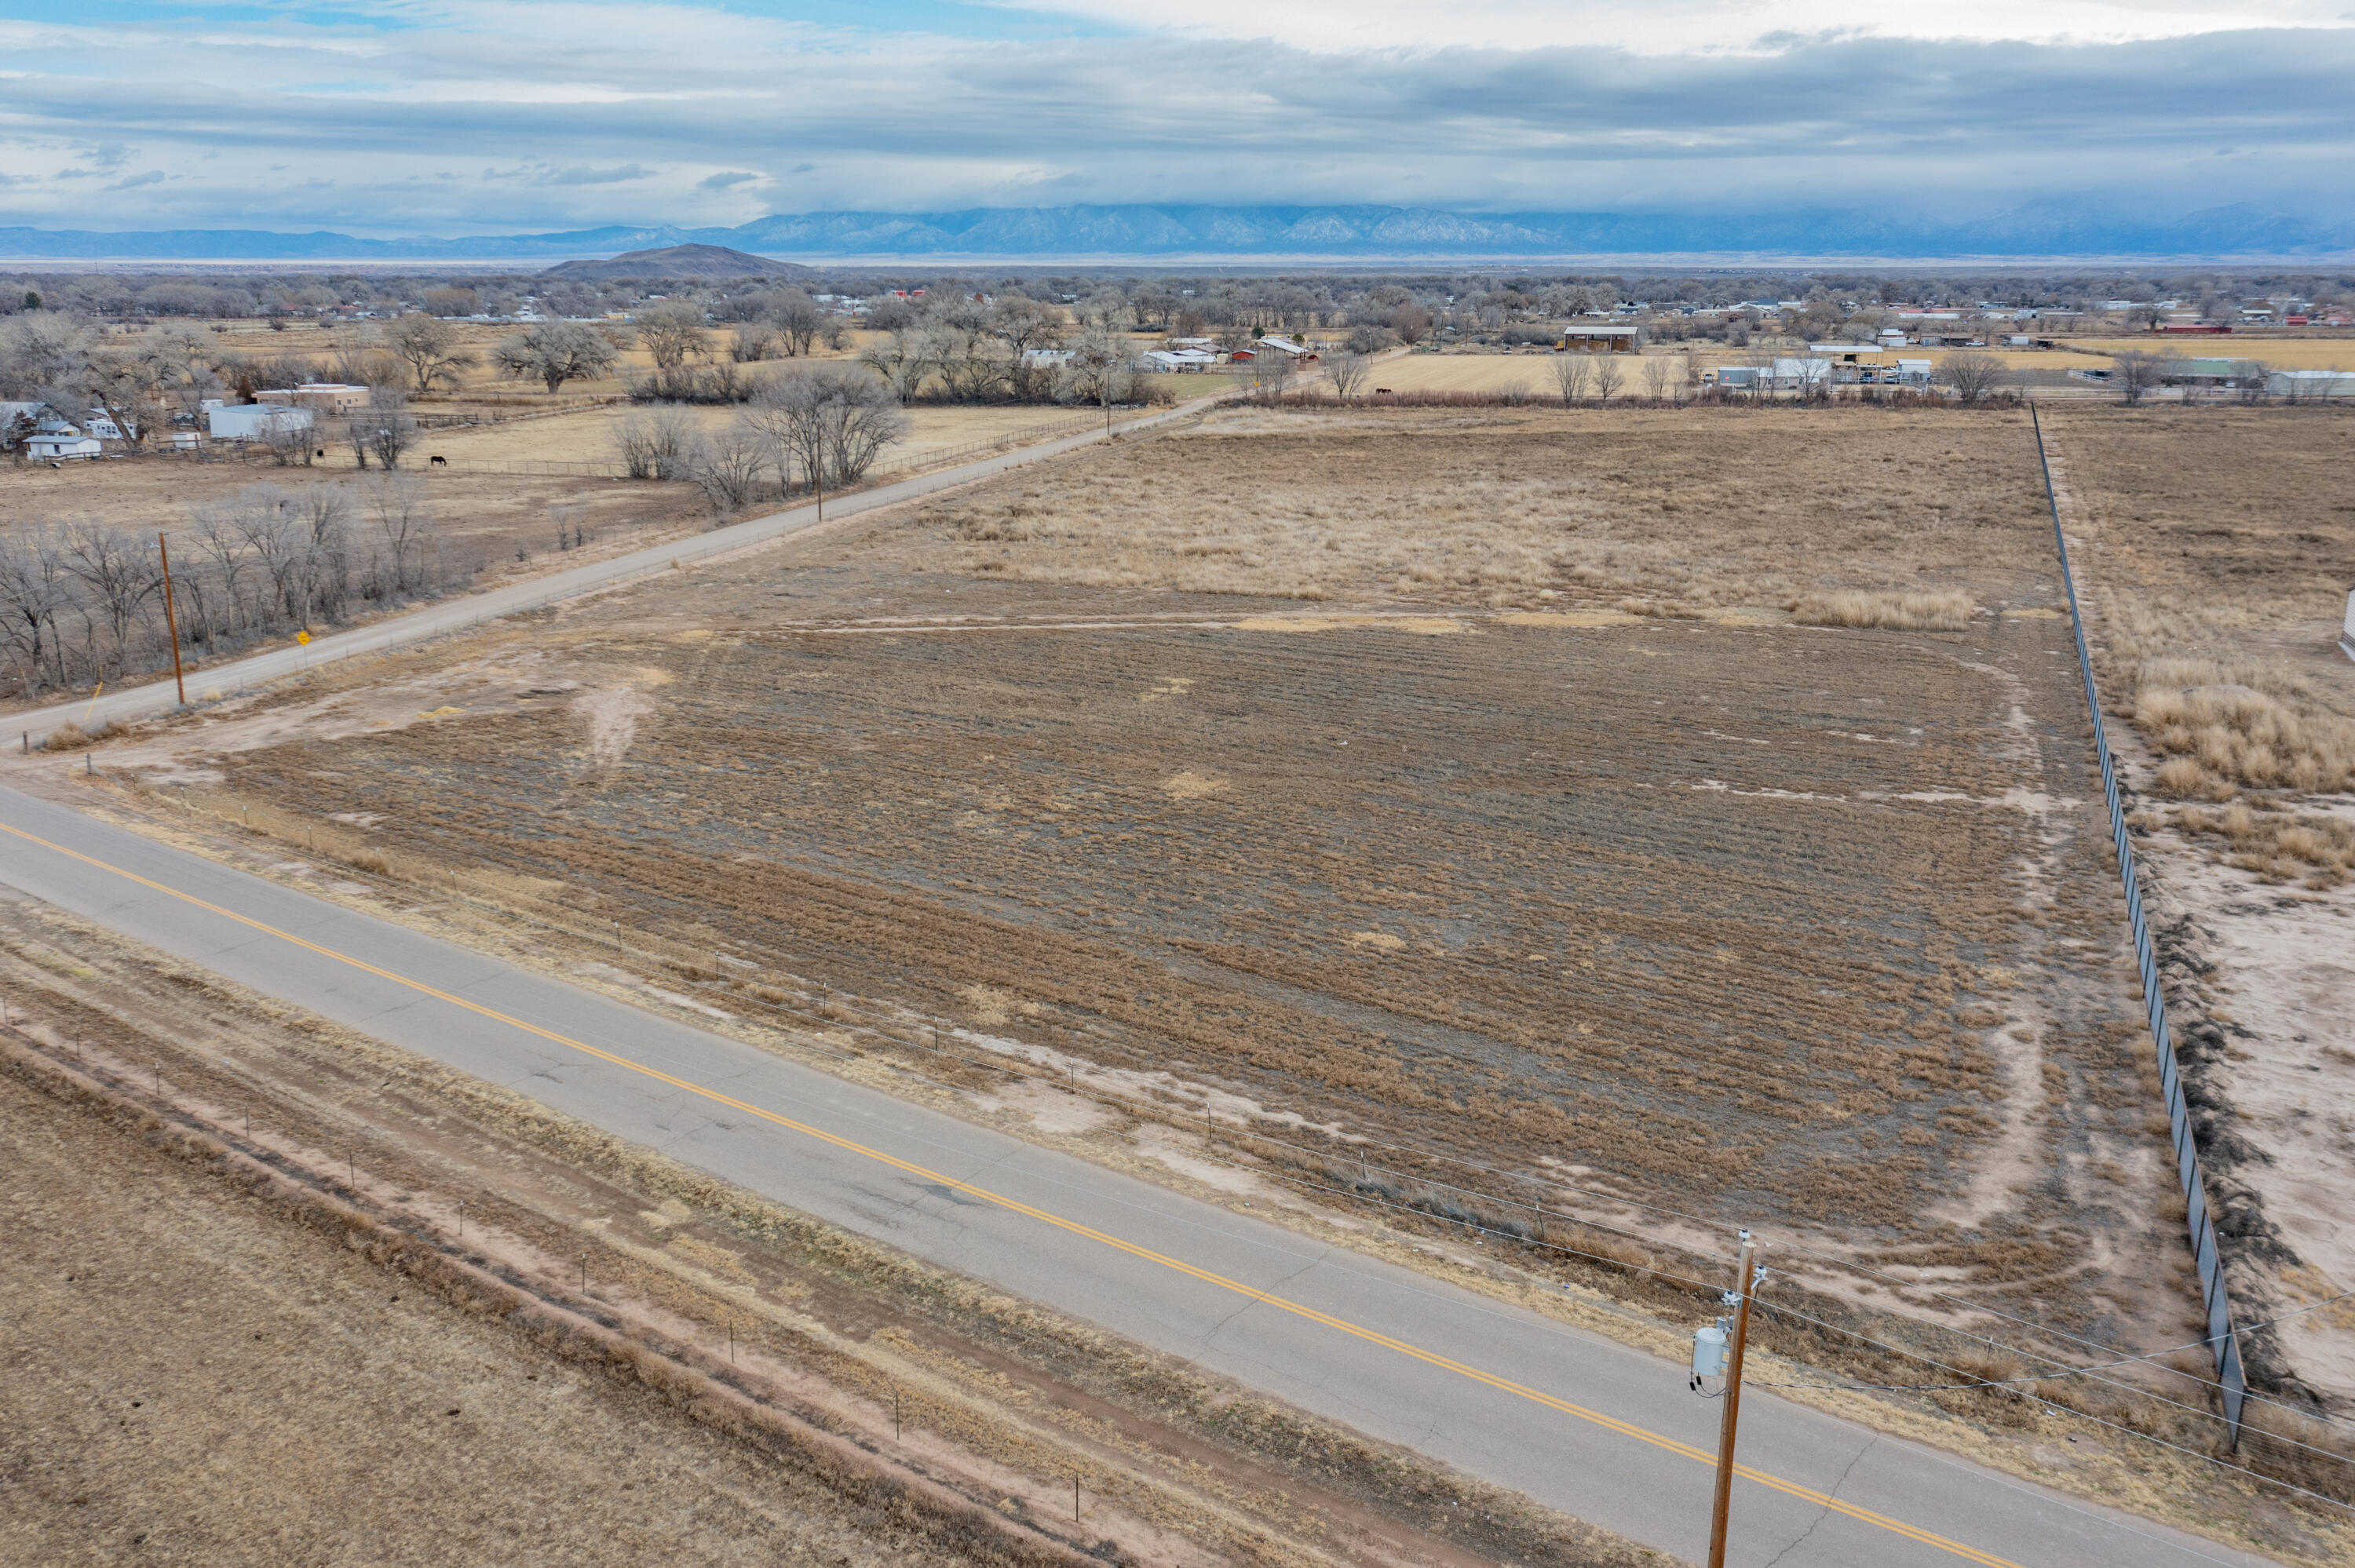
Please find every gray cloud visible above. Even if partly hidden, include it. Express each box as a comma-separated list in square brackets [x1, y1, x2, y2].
[0, 19, 2346, 233]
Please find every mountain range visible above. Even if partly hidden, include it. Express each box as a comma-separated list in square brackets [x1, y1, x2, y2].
[0, 202, 2348, 264]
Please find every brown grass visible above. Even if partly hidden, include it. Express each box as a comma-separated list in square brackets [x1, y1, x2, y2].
[1791, 590, 1977, 631]
[38, 719, 123, 751]
[906, 404, 2052, 611]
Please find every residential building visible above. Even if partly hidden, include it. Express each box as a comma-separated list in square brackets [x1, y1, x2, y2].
[210, 403, 316, 440]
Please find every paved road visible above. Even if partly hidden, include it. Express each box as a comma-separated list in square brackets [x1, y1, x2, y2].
[0, 785, 2277, 1568]
[9, 396, 1211, 749]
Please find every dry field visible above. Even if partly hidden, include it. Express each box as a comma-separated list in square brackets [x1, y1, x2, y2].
[2059, 339, 2355, 371]
[0, 895, 1651, 1568]
[2041, 407, 2355, 1393]
[74, 407, 2227, 1355]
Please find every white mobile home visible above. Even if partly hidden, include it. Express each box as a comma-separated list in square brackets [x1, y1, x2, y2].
[209, 403, 316, 440]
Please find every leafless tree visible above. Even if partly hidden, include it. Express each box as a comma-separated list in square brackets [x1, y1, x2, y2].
[384, 315, 477, 395]
[1552, 353, 1593, 406]
[2112, 352, 2164, 406]
[1591, 355, 1624, 403]
[636, 302, 711, 371]
[993, 297, 1063, 399]
[0, 312, 87, 399]
[1939, 350, 2003, 404]
[1325, 350, 1371, 399]
[1346, 323, 1396, 356]
[770, 290, 823, 357]
[1250, 348, 1296, 399]
[857, 330, 933, 403]
[60, 520, 162, 670]
[495, 319, 621, 393]
[144, 323, 224, 423]
[0, 525, 70, 694]
[730, 322, 780, 363]
[612, 405, 701, 480]
[743, 364, 907, 491]
[345, 386, 417, 470]
[2233, 360, 2269, 404]
[327, 330, 395, 388]
[686, 418, 773, 518]
[1641, 356, 1675, 405]
[362, 475, 436, 594]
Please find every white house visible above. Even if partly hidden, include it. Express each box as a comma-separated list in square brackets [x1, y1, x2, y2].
[1141, 348, 1217, 373]
[209, 403, 316, 440]
[27, 425, 103, 461]
[82, 410, 130, 441]
[1894, 359, 1934, 386]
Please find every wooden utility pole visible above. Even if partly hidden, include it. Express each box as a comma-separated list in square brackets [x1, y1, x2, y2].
[156, 531, 187, 706]
[1707, 1233, 1760, 1568]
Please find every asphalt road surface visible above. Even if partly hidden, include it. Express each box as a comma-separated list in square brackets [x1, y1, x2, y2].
[0, 785, 2282, 1568]
[9, 396, 1210, 749]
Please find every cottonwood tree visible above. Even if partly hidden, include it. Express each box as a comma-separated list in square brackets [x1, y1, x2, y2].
[1552, 353, 1593, 406]
[384, 315, 477, 395]
[1591, 355, 1624, 403]
[1641, 356, 1675, 404]
[0, 527, 71, 694]
[769, 290, 823, 357]
[686, 418, 772, 517]
[743, 365, 907, 492]
[60, 520, 162, 672]
[495, 319, 621, 393]
[362, 476, 437, 594]
[0, 312, 86, 398]
[856, 330, 933, 403]
[2112, 352, 2163, 406]
[144, 324, 225, 423]
[1939, 350, 2003, 404]
[636, 302, 711, 371]
[345, 386, 417, 471]
[612, 405, 700, 480]
[1324, 350, 1371, 399]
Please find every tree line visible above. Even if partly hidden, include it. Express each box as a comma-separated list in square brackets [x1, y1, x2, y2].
[0, 477, 462, 702]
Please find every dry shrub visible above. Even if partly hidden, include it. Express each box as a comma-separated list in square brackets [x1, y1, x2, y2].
[2131, 658, 2355, 796]
[1791, 589, 1975, 631]
[2176, 803, 2355, 885]
[2152, 756, 2206, 797]
[344, 848, 391, 875]
[40, 720, 124, 752]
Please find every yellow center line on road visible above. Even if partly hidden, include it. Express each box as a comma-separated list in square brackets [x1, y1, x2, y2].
[5, 819, 2021, 1568]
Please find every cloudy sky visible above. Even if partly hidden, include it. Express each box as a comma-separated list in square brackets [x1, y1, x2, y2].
[0, 0, 2348, 235]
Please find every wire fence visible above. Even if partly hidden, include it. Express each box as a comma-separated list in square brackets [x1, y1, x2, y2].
[419, 410, 1115, 482]
[2032, 402, 2247, 1446]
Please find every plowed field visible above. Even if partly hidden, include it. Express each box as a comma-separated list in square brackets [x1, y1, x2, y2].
[145, 407, 2201, 1349]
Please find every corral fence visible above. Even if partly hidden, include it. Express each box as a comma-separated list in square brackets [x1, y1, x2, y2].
[2032, 403, 2247, 1445]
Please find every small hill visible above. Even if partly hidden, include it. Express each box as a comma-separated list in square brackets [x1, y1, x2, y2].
[542, 243, 812, 281]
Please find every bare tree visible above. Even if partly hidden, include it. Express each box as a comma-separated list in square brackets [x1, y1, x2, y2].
[686, 417, 773, 518]
[0, 526, 70, 695]
[494, 319, 621, 393]
[730, 322, 780, 363]
[2112, 351, 2164, 406]
[612, 405, 701, 480]
[2233, 359, 2269, 404]
[362, 475, 436, 594]
[1324, 349, 1371, 399]
[384, 315, 477, 395]
[1591, 355, 1624, 403]
[345, 386, 417, 470]
[327, 330, 395, 388]
[1641, 356, 1675, 405]
[1939, 350, 2003, 404]
[770, 290, 823, 357]
[60, 521, 162, 671]
[1552, 353, 1593, 406]
[857, 329, 933, 403]
[144, 324, 225, 423]
[1250, 348, 1296, 399]
[743, 364, 908, 491]
[0, 312, 87, 399]
[636, 302, 711, 371]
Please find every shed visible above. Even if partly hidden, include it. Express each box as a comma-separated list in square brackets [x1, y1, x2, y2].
[1557, 325, 1640, 354]
[210, 403, 315, 440]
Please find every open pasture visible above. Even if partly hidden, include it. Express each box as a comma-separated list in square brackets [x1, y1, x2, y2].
[140, 404, 2219, 1359]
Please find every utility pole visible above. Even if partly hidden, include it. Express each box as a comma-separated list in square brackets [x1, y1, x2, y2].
[157, 531, 187, 707]
[1707, 1232, 1762, 1568]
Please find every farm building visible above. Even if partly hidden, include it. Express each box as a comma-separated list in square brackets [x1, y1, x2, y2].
[2163, 359, 2262, 388]
[209, 403, 316, 440]
[1254, 335, 1319, 360]
[1557, 325, 1641, 353]
[255, 383, 371, 414]
[2268, 370, 2355, 399]
[1141, 348, 1217, 373]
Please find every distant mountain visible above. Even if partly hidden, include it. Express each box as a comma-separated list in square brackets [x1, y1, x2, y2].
[542, 242, 814, 280]
[0, 202, 2347, 264]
